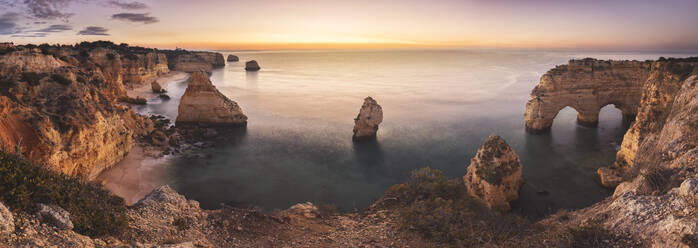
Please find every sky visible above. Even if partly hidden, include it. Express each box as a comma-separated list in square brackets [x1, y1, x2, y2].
[1, 0, 698, 51]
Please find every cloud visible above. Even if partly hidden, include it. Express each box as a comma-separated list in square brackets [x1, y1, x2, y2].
[111, 12, 158, 24]
[0, 12, 20, 35]
[11, 32, 46, 37]
[107, 0, 147, 10]
[77, 26, 109, 35]
[22, 0, 76, 21]
[35, 24, 71, 32]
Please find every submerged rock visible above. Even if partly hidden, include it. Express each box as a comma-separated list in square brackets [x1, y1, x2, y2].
[175, 71, 247, 126]
[352, 97, 383, 141]
[0, 201, 14, 235]
[36, 204, 73, 230]
[227, 55, 239, 62]
[463, 135, 523, 211]
[245, 60, 260, 71]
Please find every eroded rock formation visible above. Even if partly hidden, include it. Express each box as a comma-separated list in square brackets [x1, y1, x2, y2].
[0, 42, 211, 179]
[245, 60, 260, 71]
[524, 58, 651, 133]
[165, 51, 225, 73]
[151, 81, 164, 93]
[352, 97, 383, 141]
[463, 135, 523, 211]
[594, 60, 698, 188]
[176, 71, 248, 126]
[535, 58, 698, 247]
[227, 55, 239, 62]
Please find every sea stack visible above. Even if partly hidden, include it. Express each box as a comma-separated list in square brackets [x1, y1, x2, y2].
[463, 135, 523, 212]
[245, 60, 260, 71]
[175, 71, 248, 126]
[151, 81, 164, 93]
[352, 97, 383, 141]
[227, 55, 239, 62]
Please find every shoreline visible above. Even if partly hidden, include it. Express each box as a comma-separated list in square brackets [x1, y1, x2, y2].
[97, 71, 190, 205]
[126, 71, 189, 99]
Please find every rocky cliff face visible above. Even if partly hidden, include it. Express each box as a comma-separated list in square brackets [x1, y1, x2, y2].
[463, 135, 523, 211]
[607, 60, 698, 176]
[176, 71, 248, 126]
[352, 97, 383, 141]
[0, 48, 152, 179]
[524, 58, 651, 133]
[535, 58, 698, 247]
[165, 51, 225, 73]
[0, 42, 204, 179]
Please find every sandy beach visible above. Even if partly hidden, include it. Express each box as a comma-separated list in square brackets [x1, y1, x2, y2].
[95, 146, 171, 205]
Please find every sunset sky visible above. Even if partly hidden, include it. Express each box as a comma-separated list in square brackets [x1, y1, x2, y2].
[1, 0, 698, 51]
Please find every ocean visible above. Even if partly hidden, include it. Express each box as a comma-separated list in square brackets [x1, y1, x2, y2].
[119, 49, 696, 218]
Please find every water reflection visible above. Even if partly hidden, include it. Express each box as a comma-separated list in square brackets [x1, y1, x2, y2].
[352, 139, 387, 182]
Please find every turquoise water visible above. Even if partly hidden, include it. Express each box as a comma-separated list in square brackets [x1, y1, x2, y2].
[133, 49, 695, 218]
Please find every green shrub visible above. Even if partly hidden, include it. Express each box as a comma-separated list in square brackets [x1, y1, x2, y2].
[0, 150, 128, 237]
[642, 166, 672, 192]
[51, 74, 73, 85]
[21, 72, 46, 86]
[173, 217, 192, 231]
[0, 77, 17, 95]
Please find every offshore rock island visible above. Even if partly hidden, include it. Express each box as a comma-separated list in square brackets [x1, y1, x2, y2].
[0, 41, 696, 247]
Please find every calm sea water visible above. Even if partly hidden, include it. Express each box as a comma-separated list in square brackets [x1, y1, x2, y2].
[131, 49, 696, 218]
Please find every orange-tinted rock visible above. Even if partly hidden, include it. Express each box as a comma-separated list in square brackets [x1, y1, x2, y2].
[463, 135, 523, 211]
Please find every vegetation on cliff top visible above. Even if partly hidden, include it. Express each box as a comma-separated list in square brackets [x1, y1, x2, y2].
[0, 150, 127, 237]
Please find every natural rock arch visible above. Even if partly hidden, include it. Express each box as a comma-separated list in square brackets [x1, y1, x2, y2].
[524, 59, 652, 133]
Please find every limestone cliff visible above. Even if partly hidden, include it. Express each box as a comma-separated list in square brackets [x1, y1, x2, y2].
[463, 135, 523, 211]
[352, 97, 383, 141]
[0, 42, 207, 179]
[534, 58, 698, 247]
[524, 58, 651, 133]
[165, 50, 225, 73]
[175, 71, 248, 126]
[610, 59, 698, 172]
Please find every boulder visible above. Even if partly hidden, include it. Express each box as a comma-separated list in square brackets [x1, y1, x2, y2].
[0, 201, 14, 235]
[463, 135, 523, 211]
[245, 60, 260, 71]
[227, 55, 239, 62]
[597, 167, 623, 188]
[287, 202, 319, 219]
[679, 178, 698, 199]
[152, 81, 165, 93]
[352, 97, 383, 141]
[36, 203, 73, 230]
[175, 71, 247, 126]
